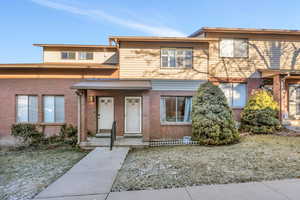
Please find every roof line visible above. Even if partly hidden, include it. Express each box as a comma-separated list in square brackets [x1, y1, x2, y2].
[33, 44, 117, 48]
[189, 27, 300, 37]
[109, 36, 217, 43]
[0, 63, 118, 69]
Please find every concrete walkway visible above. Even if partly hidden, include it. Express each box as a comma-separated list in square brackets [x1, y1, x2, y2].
[33, 147, 300, 200]
[107, 179, 300, 200]
[34, 147, 129, 200]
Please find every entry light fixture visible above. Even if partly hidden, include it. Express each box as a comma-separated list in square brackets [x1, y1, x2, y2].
[88, 95, 95, 103]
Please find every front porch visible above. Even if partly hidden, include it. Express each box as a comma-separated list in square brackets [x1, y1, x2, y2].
[260, 69, 300, 130]
[80, 137, 149, 149]
[71, 80, 152, 148]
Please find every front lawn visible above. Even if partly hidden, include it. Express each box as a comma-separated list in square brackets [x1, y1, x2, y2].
[112, 135, 300, 191]
[0, 147, 88, 200]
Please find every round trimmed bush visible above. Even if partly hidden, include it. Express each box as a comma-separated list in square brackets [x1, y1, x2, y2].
[240, 90, 281, 134]
[192, 82, 240, 145]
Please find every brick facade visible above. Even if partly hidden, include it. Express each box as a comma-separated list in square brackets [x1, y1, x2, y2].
[0, 79, 81, 142]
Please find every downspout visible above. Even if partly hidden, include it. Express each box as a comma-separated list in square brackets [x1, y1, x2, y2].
[76, 90, 82, 145]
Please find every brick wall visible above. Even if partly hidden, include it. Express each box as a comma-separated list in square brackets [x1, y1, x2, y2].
[0, 79, 81, 142]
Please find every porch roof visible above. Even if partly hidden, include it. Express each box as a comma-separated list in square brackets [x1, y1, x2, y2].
[71, 80, 152, 90]
[258, 69, 300, 78]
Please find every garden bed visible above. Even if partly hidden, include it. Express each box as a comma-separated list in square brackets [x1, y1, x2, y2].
[0, 146, 88, 200]
[112, 135, 300, 191]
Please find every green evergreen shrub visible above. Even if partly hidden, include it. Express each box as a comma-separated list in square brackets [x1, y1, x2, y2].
[192, 82, 240, 145]
[11, 123, 43, 146]
[240, 90, 281, 134]
[59, 124, 78, 146]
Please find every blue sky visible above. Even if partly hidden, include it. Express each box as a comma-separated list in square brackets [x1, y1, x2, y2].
[1, 0, 300, 63]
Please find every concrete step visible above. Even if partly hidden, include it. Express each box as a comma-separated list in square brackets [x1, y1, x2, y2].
[284, 126, 300, 132]
[95, 133, 111, 138]
[124, 133, 143, 138]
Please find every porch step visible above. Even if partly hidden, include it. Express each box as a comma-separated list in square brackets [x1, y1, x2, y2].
[284, 126, 300, 132]
[95, 133, 111, 138]
[124, 133, 143, 138]
[80, 137, 149, 149]
[283, 119, 300, 127]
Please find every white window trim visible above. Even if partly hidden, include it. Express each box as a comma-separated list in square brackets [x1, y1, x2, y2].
[219, 38, 248, 58]
[219, 83, 247, 108]
[61, 51, 76, 60]
[161, 48, 193, 68]
[43, 95, 65, 123]
[16, 95, 38, 123]
[78, 52, 94, 60]
[160, 96, 192, 124]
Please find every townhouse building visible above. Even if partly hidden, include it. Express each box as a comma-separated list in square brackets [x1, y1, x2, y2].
[1, 27, 300, 146]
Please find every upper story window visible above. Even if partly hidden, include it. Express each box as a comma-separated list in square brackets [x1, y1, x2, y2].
[61, 51, 76, 60]
[161, 48, 193, 68]
[79, 52, 94, 60]
[220, 38, 248, 58]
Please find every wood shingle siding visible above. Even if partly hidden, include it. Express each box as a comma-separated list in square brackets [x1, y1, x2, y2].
[43, 47, 118, 64]
[119, 41, 209, 80]
[206, 33, 300, 78]
[151, 80, 205, 91]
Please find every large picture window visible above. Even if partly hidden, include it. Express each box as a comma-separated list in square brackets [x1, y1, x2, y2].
[43, 96, 65, 123]
[160, 96, 192, 123]
[219, 83, 247, 108]
[220, 38, 248, 58]
[161, 48, 193, 68]
[16, 95, 38, 123]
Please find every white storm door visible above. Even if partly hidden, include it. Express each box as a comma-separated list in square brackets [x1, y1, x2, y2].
[98, 97, 114, 131]
[125, 97, 142, 134]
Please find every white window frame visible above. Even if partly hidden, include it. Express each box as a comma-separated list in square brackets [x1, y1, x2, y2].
[220, 38, 248, 58]
[219, 83, 247, 108]
[160, 96, 192, 124]
[43, 95, 65, 123]
[78, 52, 94, 60]
[61, 51, 76, 60]
[16, 95, 38, 123]
[161, 48, 193, 68]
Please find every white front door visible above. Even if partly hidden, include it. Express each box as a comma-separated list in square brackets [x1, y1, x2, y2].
[125, 97, 142, 134]
[98, 97, 114, 131]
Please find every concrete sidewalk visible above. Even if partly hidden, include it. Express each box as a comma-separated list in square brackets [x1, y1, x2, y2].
[34, 147, 129, 200]
[107, 179, 300, 200]
[33, 146, 300, 200]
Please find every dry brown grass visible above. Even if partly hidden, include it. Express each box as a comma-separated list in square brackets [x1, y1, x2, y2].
[112, 135, 300, 191]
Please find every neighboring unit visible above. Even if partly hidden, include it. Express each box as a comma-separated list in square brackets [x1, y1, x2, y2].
[1, 27, 300, 146]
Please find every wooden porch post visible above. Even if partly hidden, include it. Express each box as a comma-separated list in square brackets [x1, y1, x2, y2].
[77, 93, 81, 145]
[273, 74, 282, 120]
[81, 90, 88, 141]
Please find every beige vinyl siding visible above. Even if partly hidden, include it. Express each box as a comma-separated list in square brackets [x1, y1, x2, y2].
[119, 41, 208, 80]
[43, 47, 118, 64]
[207, 35, 300, 78]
